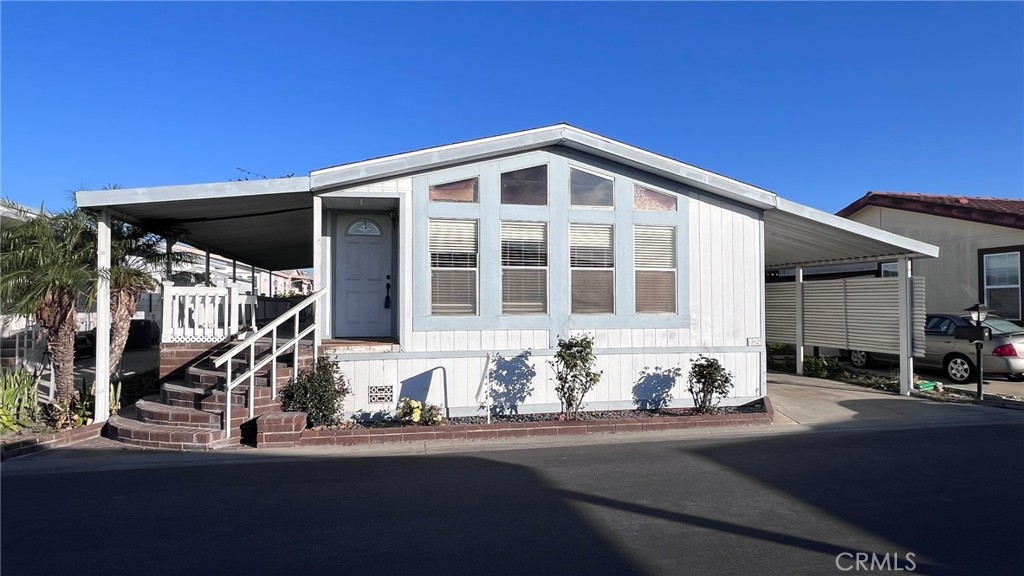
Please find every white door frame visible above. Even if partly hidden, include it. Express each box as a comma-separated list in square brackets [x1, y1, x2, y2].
[333, 212, 396, 338]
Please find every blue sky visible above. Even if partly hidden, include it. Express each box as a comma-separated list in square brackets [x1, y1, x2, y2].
[2, 1, 1022, 214]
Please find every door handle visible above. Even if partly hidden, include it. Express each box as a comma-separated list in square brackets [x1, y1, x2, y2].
[384, 274, 391, 309]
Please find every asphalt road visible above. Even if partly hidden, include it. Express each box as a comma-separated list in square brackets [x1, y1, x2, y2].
[3, 424, 1023, 576]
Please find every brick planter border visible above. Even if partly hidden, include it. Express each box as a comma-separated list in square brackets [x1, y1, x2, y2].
[1, 421, 106, 461]
[257, 397, 774, 448]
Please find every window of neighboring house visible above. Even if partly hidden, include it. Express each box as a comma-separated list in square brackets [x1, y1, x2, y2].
[501, 165, 548, 205]
[635, 226, 676, 313]
[983, 251, 1021, 320]
[429, 178, 478, 203]
[501, 221, 547, 314]
[880, 262, 898, 277]
[429, 219, 478, 315]
[633, 184, 677, 211]
[570, 167, 613, 207]
[570, 223, 614, 314]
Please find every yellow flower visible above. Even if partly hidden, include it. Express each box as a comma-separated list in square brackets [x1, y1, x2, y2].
[411, 409, 421, 423]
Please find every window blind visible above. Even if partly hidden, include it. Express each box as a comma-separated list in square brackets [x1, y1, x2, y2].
[571, 223, 614, 313]
[502, 221, 547, 314]
[635, 225, 676, 313]
[430, 219, 478, 315]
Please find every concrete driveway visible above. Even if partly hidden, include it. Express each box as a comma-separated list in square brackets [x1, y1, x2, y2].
[768, 371, 1024, 429]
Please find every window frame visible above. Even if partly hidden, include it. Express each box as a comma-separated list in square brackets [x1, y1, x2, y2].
[568, 165, 615, 209]
[428, 218, 479, 316]
[978, 246, 1023, 321]
[428, 177, 479, 203]
[500, 220, 549, 315]
[569, 223, 615, 315]
[633, 183, 678, 212]
[633, 225, 677, 314]
[500, 164, 549, 207]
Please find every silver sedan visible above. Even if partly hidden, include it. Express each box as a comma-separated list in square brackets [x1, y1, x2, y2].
[847, 314, 1024, 383]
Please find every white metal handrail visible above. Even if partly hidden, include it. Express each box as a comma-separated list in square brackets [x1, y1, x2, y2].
[213, 287, 325, 439]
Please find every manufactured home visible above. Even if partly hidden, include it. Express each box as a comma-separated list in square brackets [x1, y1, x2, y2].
[76, 125, 938, 434]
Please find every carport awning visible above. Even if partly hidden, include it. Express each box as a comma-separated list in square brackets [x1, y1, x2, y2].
[764, 198, 938, 270]
[76, 178, 314, 271]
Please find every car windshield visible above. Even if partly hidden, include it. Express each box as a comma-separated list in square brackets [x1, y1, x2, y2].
[968, 316, 1024, 335]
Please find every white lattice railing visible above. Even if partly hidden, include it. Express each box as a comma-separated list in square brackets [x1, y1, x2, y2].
[212, 287, 325, 439]
[161, 283, 256, 343]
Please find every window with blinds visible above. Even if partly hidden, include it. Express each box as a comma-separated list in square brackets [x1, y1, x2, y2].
[570, 224, 614, 314]
[501, 221, 547, 314]
[634, 226, 676, 313]
[429, 219, 478, 315]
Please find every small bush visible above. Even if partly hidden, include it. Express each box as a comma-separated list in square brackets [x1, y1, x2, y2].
[802, 356, 840, 378]
[280, 356, 351, 428]
[550, 334, 602, 420]
[1, 367, 40, 432]
[767, 342, 795, 356]
[396, 397, 445, 426]
[687, 355, 733, 414]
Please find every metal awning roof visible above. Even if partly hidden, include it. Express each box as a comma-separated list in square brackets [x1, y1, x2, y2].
[77, 178, 313, 270]
[75, 125, 938, 272]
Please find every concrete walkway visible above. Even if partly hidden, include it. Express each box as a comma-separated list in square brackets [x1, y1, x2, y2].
[768, 371, 1024, 430]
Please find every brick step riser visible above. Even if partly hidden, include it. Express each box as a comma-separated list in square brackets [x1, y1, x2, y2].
[106, 421, 224, 446]
[161, 394, 280, 412]
[187, 371, 293, 389]
[134, 411, 222, 430]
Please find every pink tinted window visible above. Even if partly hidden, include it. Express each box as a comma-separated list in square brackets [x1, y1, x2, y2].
[429, 178, 478, 203]
[633, 185, 677, 211]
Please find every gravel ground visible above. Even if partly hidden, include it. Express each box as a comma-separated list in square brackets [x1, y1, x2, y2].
[345, 399, 767, 428]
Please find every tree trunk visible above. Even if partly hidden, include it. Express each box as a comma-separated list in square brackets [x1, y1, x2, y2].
[109, 288, 142, 375]
[38, 305, 78, 407]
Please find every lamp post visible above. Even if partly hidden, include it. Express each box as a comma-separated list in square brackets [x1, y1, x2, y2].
[965, 303, 989, 400]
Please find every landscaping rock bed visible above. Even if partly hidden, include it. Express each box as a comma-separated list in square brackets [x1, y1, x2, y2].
[255, 398, 773, 449]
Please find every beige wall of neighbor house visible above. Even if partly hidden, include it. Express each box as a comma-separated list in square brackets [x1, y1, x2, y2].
[846, 205, 1023, 317]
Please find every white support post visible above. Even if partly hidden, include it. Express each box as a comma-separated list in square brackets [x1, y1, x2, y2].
[95, 210, 112, 422]
[204, 249, 211, 285]
[228, 285, 239, 336]
[897, 256, 914, 395]
[794, 266, 805, 375]
[251, 265, 257, 295]
[312, 195, 323, 352]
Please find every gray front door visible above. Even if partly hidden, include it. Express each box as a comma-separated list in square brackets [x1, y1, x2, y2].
[334, 215, 394, 338]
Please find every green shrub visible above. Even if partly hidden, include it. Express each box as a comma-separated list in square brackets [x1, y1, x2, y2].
[396, 397, 445, 426]
[280, 356, 351, 428]
[767, 342, 795, 356]
[802, 356, 839, 378]
[686, 355, 733, 414]
[0, 367, 40, 432]
[550, 334, 602, 420]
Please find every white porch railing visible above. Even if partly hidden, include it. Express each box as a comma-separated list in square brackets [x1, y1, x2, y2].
[161, 283, 258, 343]
[212, 287, 325, 439]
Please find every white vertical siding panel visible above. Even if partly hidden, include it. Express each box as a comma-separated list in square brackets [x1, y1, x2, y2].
[440, 331, 455, 352]
[687, 198, 703, 346]
[426, 331, 440, 352]
[632, 329, 644, 349]
[698, 201, 714, 347]
[454, 330, 468, 352]
[411, 331, 427, 353]
[655, 329, 669, 347]
[366, 360, 384, 388]
[744, 214, 760, 340]
[710, 204, 725, 347]
[534, 330, 548, 350]
[607, 328, 621, 349]
[481, 330, 495, 351]
[643, 328, 656, 348]
[452, 357, 469, 409]
[468, 330, 481, 351]
[720, 209, 737, 345]
[508, 329, 522, 351]
[494, 330, 509, 351]
[594, 329, 609, 348]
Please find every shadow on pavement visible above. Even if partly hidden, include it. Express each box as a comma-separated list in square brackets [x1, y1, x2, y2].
[2, 453, 642, 576]
[688, 398, 1024, 575]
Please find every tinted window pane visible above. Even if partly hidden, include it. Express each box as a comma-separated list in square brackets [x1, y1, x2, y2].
[570, 168, 613, 206]
[429, 178, 478, 203]
[634, 185, 677, 211]
[501, 165, 547, 205]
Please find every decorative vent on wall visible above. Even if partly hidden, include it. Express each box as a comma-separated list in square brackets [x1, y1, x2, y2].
[367, 385, 394, 404]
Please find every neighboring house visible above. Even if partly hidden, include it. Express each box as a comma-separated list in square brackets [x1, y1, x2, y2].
[168, 243, 312, 296]
[76, 125, 938, 422]
[838, 192, 1024, 324]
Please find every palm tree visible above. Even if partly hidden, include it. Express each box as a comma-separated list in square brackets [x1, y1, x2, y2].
[1, 208, 95, 407]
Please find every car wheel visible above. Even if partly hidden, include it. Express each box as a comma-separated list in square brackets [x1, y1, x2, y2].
[944, 354, 974, 384]
[1008, 373, 1024, 382]
[849, 350, 870, 368]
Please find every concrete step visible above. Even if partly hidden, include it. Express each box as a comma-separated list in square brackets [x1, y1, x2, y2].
[134, 399, 222, 430]
[106, 414, 225, 451]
